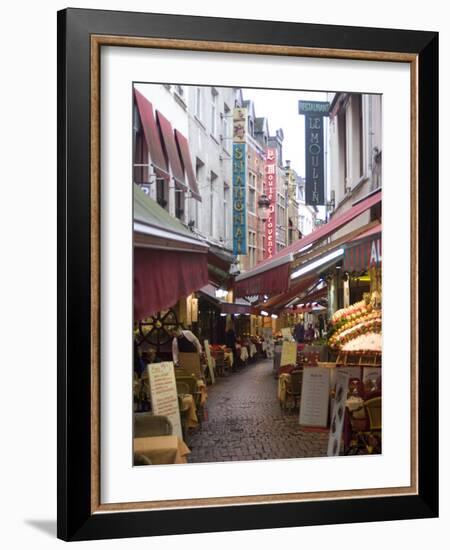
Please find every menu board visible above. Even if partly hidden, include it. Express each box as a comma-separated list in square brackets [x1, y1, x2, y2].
[203, 340, 215, 384]
[280, 341, 298, 366]
[327, 371, 350, 456]
[147, 362, 182, 439]
[281, 327, 293, 341]
[299, 367, 330, 428]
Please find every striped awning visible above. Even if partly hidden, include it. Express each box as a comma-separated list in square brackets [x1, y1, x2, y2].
[343, 225, 382, 272]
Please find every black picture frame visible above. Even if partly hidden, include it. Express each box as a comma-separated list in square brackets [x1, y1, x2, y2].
[57, 7, 438, 542]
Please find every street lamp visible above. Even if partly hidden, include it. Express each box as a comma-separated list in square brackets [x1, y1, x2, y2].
[257, 193, 271, 222]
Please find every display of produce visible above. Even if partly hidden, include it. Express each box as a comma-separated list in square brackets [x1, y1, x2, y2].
[328, 293, 382, 351]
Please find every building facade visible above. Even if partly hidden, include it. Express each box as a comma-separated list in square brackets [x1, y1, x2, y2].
[133, 83, 301, 280]
[327, 92, 382, 229]
[326, 92, 383, 316]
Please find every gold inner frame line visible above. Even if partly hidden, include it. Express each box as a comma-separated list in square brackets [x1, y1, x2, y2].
[90, 34, 419, 514]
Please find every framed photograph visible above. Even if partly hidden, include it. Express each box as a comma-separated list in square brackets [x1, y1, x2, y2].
[57, 8, 438, 541]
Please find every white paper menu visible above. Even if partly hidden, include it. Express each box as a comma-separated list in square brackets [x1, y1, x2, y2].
[147, 362, 182, 439]
[299, 367, 330, 428]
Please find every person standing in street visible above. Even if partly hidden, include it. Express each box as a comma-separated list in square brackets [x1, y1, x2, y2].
[318, 314, 325, 338]
[225, 322, 238, 369]
[294, 321, 305, 343]
[305, 323, 315, 342]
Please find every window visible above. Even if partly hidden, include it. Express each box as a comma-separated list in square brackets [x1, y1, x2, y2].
[224, 182, 230, 241]
[175, 190, 185, 221]
[357, 95, 364, 177]
[248, 188, 256, 214]
[209, 171, 218, 237]
[248, 231, 256, 267]
[248, 117, 254, 136]
[211, 89, 218, 137]
[156, 179, 167, 209]
[132, 105, 149, 186]
[195, 158, 205, 228]
[195, 87, 202, 120]
[248, 171, 256, 214]
[299, 215, 305, 234]
[223, 103, 230, 153]
[338, 109, 348, 192]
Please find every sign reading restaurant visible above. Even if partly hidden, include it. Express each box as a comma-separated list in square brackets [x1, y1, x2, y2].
[264, 148, 277, 259]
[232, 108, 247, 255]
[299, 100, 329, 207]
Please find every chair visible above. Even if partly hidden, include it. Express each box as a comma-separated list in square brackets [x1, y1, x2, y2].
[174, 375, 204, 424]
[175, 374, 198, 395]
[133, 453, 152, 466]
[178, 352, 203, 379]
[285, 368, 303, 411]
[176, 388, 192, 442]
[133, 413, 173, 438]
[215, 349, 231, 376]
[176, 380, 191, 396]
[344, 396, 382, 454]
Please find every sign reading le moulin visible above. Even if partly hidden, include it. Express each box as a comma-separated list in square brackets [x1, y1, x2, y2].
[299, 101, 330, 207]
[233, 108, 247, 255]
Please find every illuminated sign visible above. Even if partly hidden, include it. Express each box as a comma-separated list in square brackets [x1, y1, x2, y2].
[233, 142, 247, 255]
[232, 108, 248, 255]
[233, 107, 247, 143]
[264, 147, 277, 259]
[299, 100, 329, 206]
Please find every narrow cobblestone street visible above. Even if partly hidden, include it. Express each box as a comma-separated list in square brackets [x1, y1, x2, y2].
[187, 358, 328, 463]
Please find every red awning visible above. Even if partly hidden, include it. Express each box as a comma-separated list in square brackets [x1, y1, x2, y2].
[133, 89, 169, 180]
[343, 224, 382, 272]
[156, 111, 188, 192]
[234, 189, 381, 298]
[234, 261, 292, 298]
[175, 130, 201, 201]
[134, 247, 208, 320]
[220, 302, 253, 315]
[257, 275, 318, 312]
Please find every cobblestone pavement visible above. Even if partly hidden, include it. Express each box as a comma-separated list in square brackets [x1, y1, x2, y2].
[187, 358, 328, 463]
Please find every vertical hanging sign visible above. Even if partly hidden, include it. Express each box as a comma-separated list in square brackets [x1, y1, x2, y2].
[233, 108, 247, 255]
[299, 100, 329, 206]
[264, 147, 277, 259]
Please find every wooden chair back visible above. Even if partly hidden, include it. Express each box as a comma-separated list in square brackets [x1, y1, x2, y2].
[178, 352, 203, 378]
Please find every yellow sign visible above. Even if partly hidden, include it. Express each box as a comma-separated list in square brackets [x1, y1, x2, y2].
[233, 107, 247, 143]
[280, 341, 297, 366]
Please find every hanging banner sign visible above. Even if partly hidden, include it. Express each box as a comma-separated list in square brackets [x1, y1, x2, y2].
[233, 107, 248, 256]
[232, 143, 247, 255]
[299, 101, 329, 207]
[264, 147, 277, 259]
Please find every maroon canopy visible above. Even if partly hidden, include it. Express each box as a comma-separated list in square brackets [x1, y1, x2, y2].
[134, 248, 208, 321]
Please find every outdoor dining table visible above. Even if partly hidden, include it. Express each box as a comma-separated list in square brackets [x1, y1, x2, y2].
[134, 435, 191, 465]
[180, 393, 199, 428]
[210, 346, 234, 371]
[277, 373, 291, 404]
[196, 379, 208, 405]
[236, 345, 249, 362]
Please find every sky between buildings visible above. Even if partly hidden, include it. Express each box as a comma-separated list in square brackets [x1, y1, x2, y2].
[242, 88, 328, 179]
